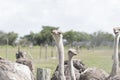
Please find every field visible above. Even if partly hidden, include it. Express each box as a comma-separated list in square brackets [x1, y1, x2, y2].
[0, 46, 114, 77]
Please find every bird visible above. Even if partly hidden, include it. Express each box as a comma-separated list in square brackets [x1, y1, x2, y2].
[80, 67, 108, 80]
[51, 29, 109, 80]
[51, 29, 66, 80]
[68, 48, 79, 80]
[0, 57, 34, 80]
[51, 59, 86, 80]
[107, 27, 120, 80]
[16, 47, 34, 73]
[51, 29, 86, 80]
[80, 27, 120, 80]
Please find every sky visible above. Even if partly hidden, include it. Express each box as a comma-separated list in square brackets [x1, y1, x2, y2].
[0, 0, 120, 36]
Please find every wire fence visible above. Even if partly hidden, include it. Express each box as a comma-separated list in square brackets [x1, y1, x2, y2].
[0, 45, 86, 61]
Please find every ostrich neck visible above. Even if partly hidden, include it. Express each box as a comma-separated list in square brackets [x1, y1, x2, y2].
[68, 56, 76, 80]
[111, 35, 120, 76]
[56, 38, 65, 80]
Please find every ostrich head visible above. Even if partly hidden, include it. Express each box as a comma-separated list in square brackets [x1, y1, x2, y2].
[68, 49, 77, 58]
[16, 52, 26, 59]
[51, 29, 63, 44]
[113, 27, 120, 36]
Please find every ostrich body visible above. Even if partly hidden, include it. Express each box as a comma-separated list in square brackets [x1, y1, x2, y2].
[68, 49, 77, 80]
[80, 67, 108, 80]
[0, 57, 34, 80]
[16, 58, 34, 72]
[16, 50, 34, 73]
[51, 30, 66, 80]
[51, 59, 86, 80]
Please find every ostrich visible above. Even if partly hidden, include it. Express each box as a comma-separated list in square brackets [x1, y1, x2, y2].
[51, 29, 108, 80]
[51, 30, 86, 80]
[16, 46, 26, 59]
[80, 27, 120, 80]
[16, 48, 34, 73]
[0, 57, 34, 80]
[68, 49, 77, 80]
[107, 27, 120, 79]
[51, 29, 66, 80]
[80, 67, 108, 80]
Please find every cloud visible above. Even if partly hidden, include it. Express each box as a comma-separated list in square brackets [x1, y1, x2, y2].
[0, 0, 120, 36]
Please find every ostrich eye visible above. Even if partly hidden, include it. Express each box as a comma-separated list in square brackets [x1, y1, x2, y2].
[68, 50, 72, 53]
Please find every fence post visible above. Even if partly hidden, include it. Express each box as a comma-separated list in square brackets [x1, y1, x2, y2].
[37, 68, 51, 80]
[6, 38, 8, 59]
[51, 45, 53, 58]
[39, 44, 42, 59]
[45, 44, 48, 60]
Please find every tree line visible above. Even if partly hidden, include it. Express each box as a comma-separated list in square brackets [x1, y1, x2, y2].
[0, 26, 114, 47]
[0, 31, 18, 45]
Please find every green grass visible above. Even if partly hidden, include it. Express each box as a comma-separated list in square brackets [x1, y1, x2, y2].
[77, 49, 112, 73]
[0, 46, 114, 77]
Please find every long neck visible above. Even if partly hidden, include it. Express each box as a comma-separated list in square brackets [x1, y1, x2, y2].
[56, 38, 65, 80]
[110, 35, 119, 76]
[68, 55, 76, 80]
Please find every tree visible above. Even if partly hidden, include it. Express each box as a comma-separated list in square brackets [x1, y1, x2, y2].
[39, 26, 58, 45]
[23, 31, 36, 45]
[0, 31, 7, 45]
[7, 32, 18, 45]
[34, 32, 42, 45]
[91, 31, 114, 46]
[0, 31, 18, 45]
[22, 26, 58, 45]
[63, 30, 78, 43]
[63, 30, 91, 44]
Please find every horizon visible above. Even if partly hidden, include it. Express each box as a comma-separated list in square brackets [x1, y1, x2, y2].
[0, 26, 114, 37]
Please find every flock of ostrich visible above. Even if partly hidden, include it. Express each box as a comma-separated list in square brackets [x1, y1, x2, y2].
[0, 27, 120, 80]
[51, 27, 120, 80]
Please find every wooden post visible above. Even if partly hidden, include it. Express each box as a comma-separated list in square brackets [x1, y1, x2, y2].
[51, 45, 53, 58]
[37, 68, 51, 80]
[45, 44, 48, 59]
[6, 38, 8, 59]
[39, 44, 42, 59]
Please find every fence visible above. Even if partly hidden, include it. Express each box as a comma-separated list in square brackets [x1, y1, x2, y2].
[0, 44, 94, 61]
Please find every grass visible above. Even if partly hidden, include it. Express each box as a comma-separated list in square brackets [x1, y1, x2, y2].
[0, 46, 114, 77]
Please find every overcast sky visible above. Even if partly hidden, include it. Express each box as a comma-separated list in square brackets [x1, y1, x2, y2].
[0, 0, 120, 36]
